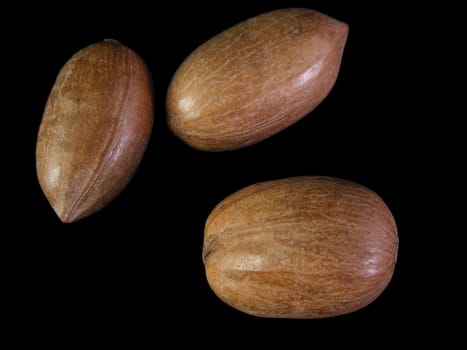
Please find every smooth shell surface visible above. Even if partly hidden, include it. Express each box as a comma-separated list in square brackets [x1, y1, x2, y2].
[36, 40, 153, 223]
[167, 8, 348, 151]
[203, 176, 398, 318]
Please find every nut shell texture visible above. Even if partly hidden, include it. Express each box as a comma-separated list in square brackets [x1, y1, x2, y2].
[203, 176, 398, 318]
[36, 40, 153, 223]
[167, 8, 348, 151]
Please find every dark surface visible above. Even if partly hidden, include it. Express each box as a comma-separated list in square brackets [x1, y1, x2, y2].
[5, 1, 448, 346]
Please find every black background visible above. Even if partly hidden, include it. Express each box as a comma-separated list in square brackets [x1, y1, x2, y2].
[4, 0, 451, 347]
